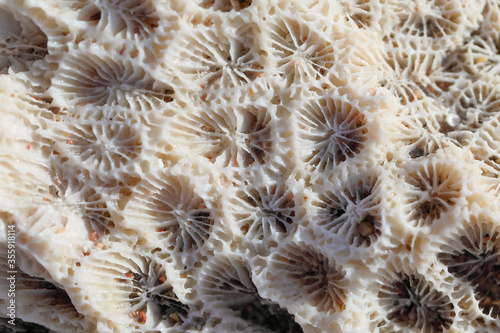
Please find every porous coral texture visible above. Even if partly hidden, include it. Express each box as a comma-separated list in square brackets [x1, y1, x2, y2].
[1, 0, 500, 332]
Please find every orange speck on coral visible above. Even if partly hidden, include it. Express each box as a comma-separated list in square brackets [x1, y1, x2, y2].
[89, 230, 99, 242]
[138, 311, 147, 324]
[168, 312, 180, 324]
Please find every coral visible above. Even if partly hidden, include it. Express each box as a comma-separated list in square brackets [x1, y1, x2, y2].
[163, 18, 264, 100]
[0, 5, 48, 74]
[40, 117, 144, 177]
[310, 169, 382, 247]
[168, 102, 273, 167]
[197, 255, 303, 332]
[198, 0, 253, 12]
[0, 243, 89, 332]
[123, 170, 217, 262]
[2, 0, 500, 332]
[72, 244, 194, 331]
[226, 175, 297, 247]
[267, 13, 337, 87]
[404, 157, 464, 225]
[296, 92, 369, 172]
[438, 218, 500, 319]
[262, 241, 347, 314]
[73, 0, 160, 38]
[377, 271, 454, 332]
[48, 47, 174, 110]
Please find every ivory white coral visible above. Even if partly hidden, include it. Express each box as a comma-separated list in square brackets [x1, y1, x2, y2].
[1, 0, 500, 332]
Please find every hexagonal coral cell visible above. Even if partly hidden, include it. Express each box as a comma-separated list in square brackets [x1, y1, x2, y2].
[49, 48, 173, 109]
[311, 170, 382, 247]
[74, 246, 192, 331]
[438, 219, 500, 318]
[124, 171, 217, 260]
[405, 158, 463, 225]
[377, 271, 454, 332]
[266, 241, 346, 313]
[168, 103, 273, 167]
[267, 14, 337, 87]
[296, 93, 368, 172]
[227, 180, 296, 244]
[198, 255, 303, 332]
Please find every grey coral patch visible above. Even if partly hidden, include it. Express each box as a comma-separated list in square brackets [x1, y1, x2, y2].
[0, 6, 48, 74]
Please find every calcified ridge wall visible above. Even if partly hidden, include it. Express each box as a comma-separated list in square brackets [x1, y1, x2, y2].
[1, 0, 500, 332]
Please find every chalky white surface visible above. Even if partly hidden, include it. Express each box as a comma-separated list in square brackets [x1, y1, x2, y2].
[1, 0, 500, 332]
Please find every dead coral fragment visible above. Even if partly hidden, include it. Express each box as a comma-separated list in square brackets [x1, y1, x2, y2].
[44, 119, 143, 175]
[454, 80, 500, 129]
[79, 248, 190, 330]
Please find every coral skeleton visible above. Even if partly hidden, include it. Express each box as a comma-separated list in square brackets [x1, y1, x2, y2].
[2, 0, 500, 332]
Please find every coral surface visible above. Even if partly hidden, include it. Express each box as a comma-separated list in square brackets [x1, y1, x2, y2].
[1, 0, 500, 332]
